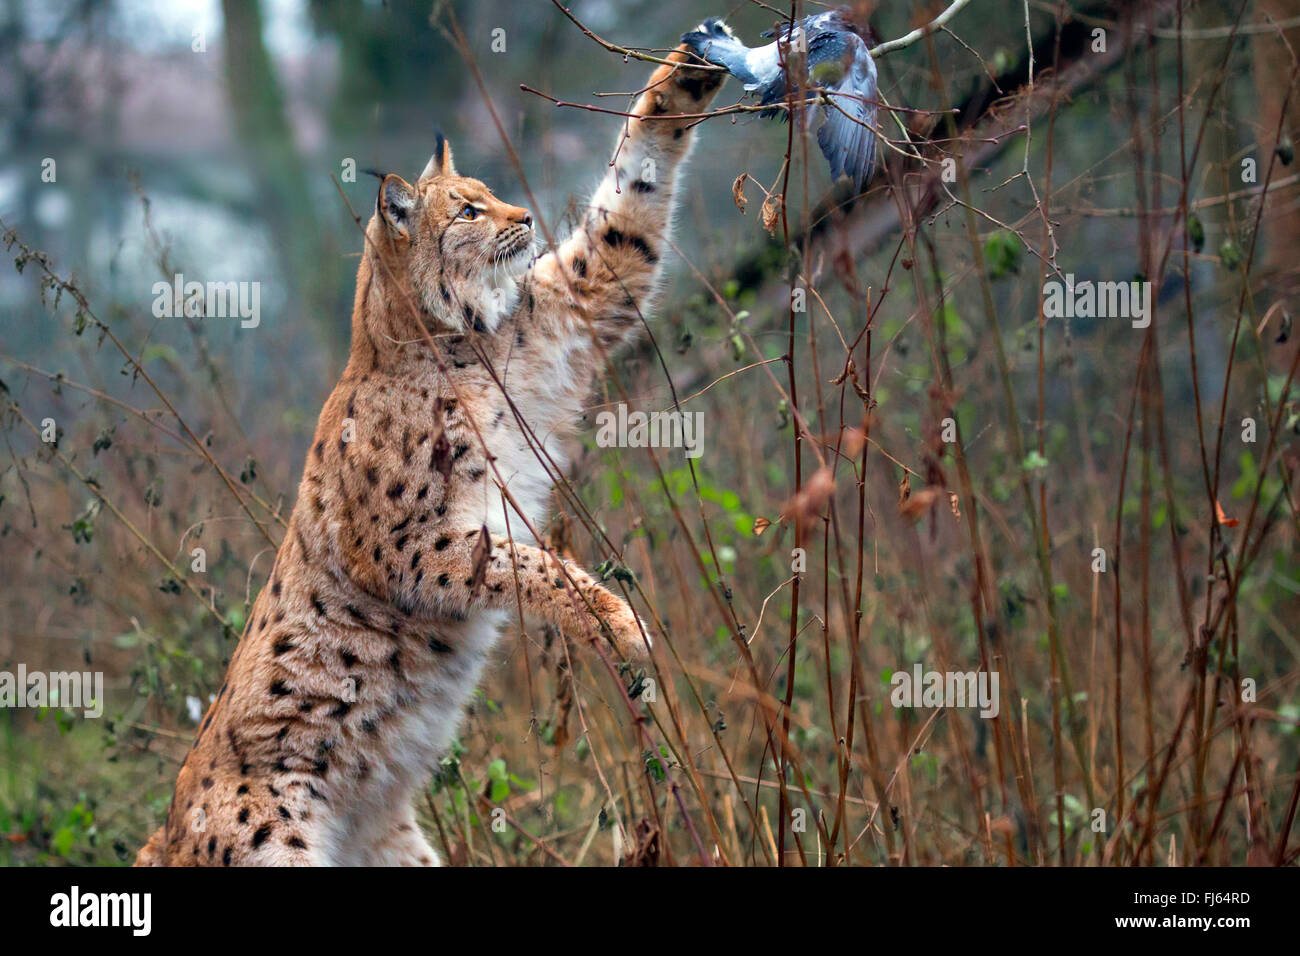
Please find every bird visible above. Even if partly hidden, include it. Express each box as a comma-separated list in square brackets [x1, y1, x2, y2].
[682, 8, 879, 191]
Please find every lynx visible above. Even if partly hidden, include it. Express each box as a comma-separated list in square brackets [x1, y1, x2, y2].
[135, 40, 724, 866]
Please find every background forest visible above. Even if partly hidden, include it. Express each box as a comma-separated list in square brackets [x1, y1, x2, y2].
[1, 0, 1298, 866]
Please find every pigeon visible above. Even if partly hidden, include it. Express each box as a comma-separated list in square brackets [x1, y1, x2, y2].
[682, 8, 879, 190]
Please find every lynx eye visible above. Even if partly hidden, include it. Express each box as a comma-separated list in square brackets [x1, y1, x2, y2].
[457, 204, 479, 222]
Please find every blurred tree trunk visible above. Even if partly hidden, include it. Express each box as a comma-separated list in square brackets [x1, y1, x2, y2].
[220, 0, 338, 347]
[1251, 0, 1300, 297]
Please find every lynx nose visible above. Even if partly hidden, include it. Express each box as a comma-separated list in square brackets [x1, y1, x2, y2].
[508, 207, 532, 229]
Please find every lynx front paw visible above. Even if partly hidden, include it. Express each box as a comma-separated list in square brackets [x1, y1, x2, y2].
[610, 606, 655, 660]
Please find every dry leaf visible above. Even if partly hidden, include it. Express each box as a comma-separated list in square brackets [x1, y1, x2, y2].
[840, 426, 866, 459]
[429, 427, 453, 481]
[623, 818, 661, 867]
[732, 173, 749, 214]
[831, 358, 871, 403]
[897, 473, 911, 508]
[760, 193, 783, 236]
[949, 492, 961, 519]
[752, 516, 772, 536]
[783, 468, 836, 524]
[987, 815, 1015, 836]
[899, 485, 944, 521]
[468, 524, 491, 595]
[1215, 500, 1239, 528]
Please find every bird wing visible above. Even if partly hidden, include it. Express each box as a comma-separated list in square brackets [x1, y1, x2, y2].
[757, 19, 852, 108]
[815, 34, 878, 190]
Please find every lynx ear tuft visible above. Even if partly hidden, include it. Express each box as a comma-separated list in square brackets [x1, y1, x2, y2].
[420, 129, 457, 180]
[377, 174, 417, 239]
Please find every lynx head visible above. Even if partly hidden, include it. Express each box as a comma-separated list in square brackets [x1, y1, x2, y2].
[370, 132, 534, 334]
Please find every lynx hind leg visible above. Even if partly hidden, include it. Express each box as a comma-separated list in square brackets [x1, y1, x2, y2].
[369, 817, 440, 866]
[134, 825, 167, 867]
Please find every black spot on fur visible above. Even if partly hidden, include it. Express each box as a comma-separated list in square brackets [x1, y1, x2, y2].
[340, 649, 358, 668]
[604, 228, 658, 262]
[386, 482, 406, 499]
[678, 73, 709, 100]
[631, 179, 656, 193]
[287, 835, 308, 850]
[272, 639, 294, 656]
[238, 808, 250, 824]
[251, 824, 272, 848]
[434, 536, 451, 551]
[269, 680, 291, 697]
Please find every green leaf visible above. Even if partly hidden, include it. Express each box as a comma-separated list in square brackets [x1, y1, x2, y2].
[1020, 450, 1049, 473]
[1219, 238, 1242, 270]
[984, 230, 1021, 279]
[140, 343, 180, 366]
[52, 827, 75, 856]
[1187, 213, 1205, 253]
